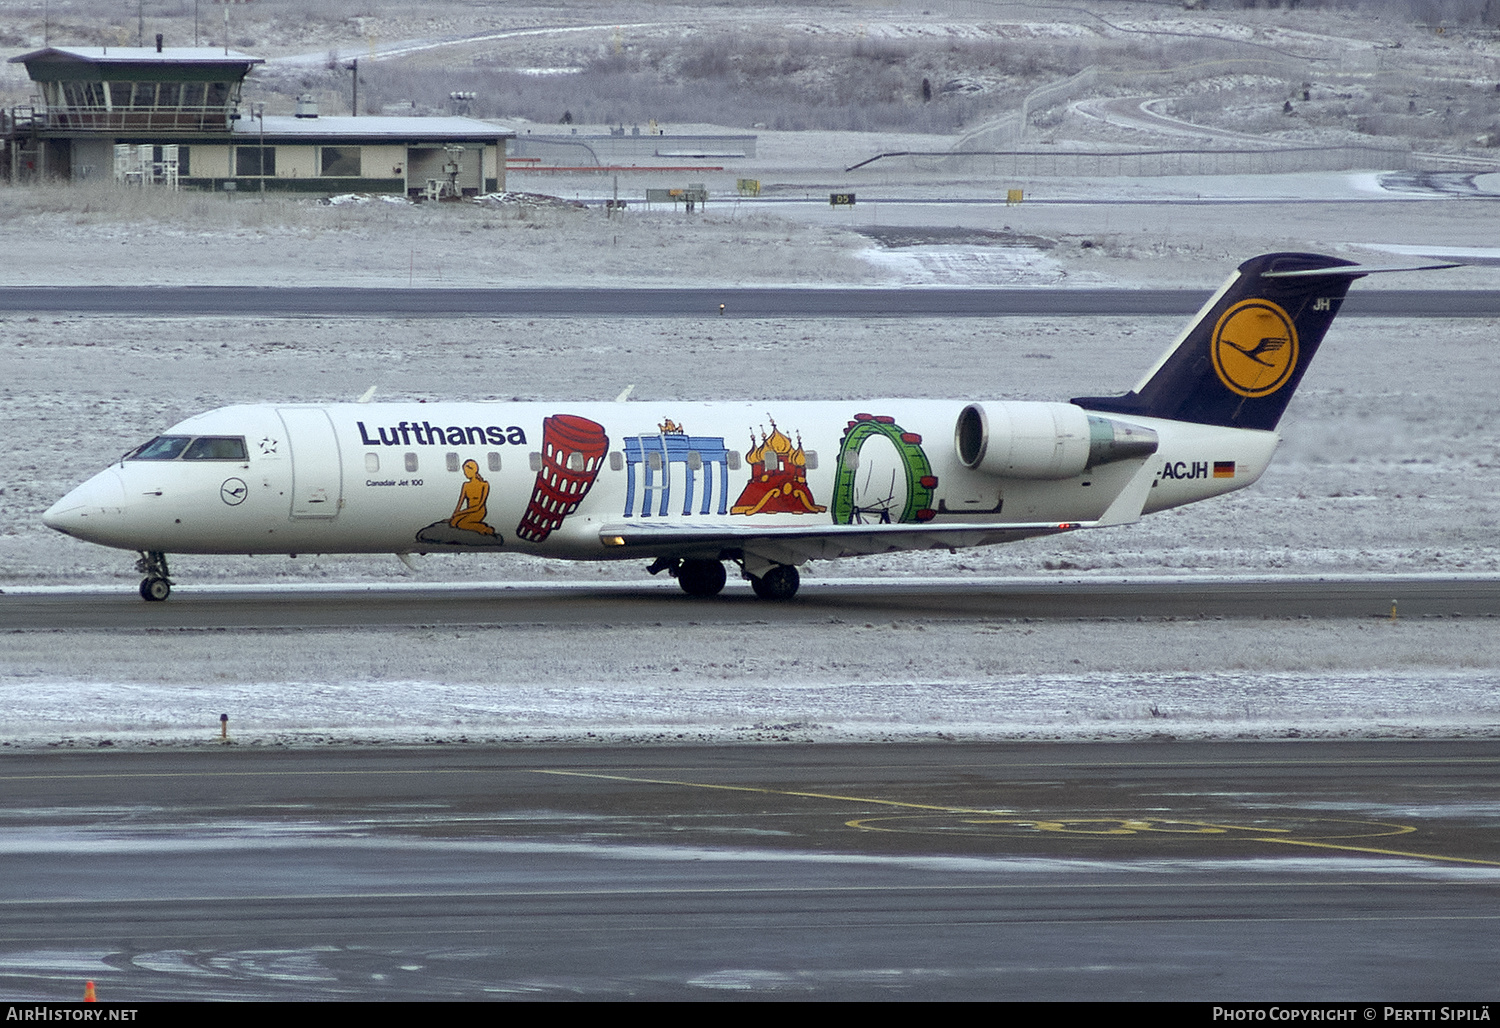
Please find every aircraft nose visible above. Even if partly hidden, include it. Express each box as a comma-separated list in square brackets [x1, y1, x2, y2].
[43, 470, 126, 537]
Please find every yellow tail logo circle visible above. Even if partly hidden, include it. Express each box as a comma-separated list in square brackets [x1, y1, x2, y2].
[1211, 299, 1299, 398]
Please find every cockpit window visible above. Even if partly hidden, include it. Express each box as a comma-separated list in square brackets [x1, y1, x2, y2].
[183, 436, 248, 461]
[127, 436, 192, 461]
[125, 435, 247, 462]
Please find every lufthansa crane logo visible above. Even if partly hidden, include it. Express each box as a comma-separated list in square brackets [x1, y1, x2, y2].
[220, 478, 248, 506]
[1211, 299, 1299, 398]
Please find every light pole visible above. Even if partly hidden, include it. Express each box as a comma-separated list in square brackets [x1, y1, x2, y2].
[253, 101, 265, 196]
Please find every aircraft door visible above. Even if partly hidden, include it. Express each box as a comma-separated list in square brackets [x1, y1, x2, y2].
[277, 408, 343, 518]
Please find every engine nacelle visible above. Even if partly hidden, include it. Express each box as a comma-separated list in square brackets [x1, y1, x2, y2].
[955, 402, 1158, 480]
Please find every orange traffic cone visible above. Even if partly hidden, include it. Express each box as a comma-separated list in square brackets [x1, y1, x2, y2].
[83, 980, 96, 1002]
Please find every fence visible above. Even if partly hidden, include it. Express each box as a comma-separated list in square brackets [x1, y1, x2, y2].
[850, 142, 1438, 176]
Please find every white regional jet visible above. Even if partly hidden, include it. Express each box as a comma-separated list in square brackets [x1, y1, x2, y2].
[43, 253, 1423, 601]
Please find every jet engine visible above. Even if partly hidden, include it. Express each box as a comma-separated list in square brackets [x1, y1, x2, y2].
[954, 402, 1158, 480]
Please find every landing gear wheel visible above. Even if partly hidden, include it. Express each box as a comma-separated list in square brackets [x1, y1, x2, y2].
[134, 551, 172, 602]
[676, 559, 727, 597]
[139, 577, 171, 602]
[750, 564, 800, 600]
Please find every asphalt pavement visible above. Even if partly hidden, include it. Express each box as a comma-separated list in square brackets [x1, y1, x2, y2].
[2, 740, 1496, 1000]
[5, 575, 1498, 630]
[3, 285, 1499, 317]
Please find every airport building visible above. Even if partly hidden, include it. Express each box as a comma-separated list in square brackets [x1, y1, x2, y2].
[2, 44, 514, 195]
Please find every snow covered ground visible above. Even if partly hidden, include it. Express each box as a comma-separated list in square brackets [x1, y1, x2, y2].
[4, 164, 1499, 291]
[4, 297, 1497, 748]
[4, 605, 1499, 750]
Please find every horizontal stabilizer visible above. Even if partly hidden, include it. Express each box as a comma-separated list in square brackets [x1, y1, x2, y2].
[1263, 260, 1461, 278]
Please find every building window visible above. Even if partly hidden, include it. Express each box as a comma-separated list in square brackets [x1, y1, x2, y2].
[60, 82, 92, 109]
[151, 145, 188, 175]
[236, 146, 275, 176]
[320, 146, 362, 177]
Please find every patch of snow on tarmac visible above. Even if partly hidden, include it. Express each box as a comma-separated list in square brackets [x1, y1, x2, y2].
[858, 245, 1074, 286]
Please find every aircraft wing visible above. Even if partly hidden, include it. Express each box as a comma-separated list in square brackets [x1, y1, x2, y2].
[600, 519, 1082, 561]
[598, 456, 1160, 562]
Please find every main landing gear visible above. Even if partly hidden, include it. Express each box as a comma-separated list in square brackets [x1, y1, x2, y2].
[648, 557, 729, 597]
[675, 558, 728, 597]
[748, 564, 800, 600]
[646, 557, 801, 600]
[135, 550, 172, 601]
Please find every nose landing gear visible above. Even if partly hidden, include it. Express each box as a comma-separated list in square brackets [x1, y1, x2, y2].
[135, 551, 172, 601]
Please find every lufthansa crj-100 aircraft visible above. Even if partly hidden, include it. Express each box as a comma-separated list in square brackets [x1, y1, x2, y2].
[44, 253, 1430, 601]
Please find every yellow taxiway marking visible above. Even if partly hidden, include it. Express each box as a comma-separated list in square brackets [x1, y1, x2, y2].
[531, 770, 1014, 816]
[854, 815, 1417, 840]
[3, 767, 1493, 869]
[847, 815, 1498, 866]
[537, 772, 1496, 870]
[1256, 837, 1500, 867]
[963, 817, 1298, 835]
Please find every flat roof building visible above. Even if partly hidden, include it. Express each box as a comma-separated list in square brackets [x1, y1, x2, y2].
[4, 45, 514, 195]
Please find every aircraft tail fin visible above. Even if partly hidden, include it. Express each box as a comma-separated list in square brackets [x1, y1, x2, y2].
[1071, 252, 1366, 432]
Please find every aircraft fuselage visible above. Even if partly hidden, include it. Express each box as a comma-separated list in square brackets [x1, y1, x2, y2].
[45, 400, 1274, 559]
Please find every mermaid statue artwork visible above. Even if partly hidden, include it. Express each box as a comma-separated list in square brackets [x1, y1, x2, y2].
[449, 460, 495, 534]
[415, 459, 505, 547]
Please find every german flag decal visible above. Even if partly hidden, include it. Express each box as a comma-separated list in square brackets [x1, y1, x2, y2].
[1213, 461, 1236, 479]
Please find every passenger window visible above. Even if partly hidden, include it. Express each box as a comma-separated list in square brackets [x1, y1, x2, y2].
[365, 453, 380, 473]
[446, 453, 460, 472]
[487, 452, 502, 472]
[405, 453, 418, 472]
[687, 451, 702, 471]
[727, 450, 741, 471]
[127, 436, 191, 461]
[182, 436, 248, 461]
[804, 450, 818, 470]
[609, 451, 623, 471]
